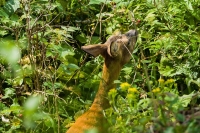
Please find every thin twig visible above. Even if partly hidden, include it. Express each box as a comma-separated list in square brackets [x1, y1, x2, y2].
[88, 0, 107, 44]
[34, 90, 68, 105]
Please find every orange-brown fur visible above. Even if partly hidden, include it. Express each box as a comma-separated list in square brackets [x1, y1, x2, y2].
[66, 30, 138, 133]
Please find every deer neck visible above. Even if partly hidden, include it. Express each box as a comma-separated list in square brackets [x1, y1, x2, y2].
[90, 58, 122, 110]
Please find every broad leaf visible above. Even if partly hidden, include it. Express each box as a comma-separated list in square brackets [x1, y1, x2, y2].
[3, 0, 20, 15]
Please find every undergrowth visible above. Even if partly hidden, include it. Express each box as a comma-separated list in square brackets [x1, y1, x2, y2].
[0, 0, 200, 133]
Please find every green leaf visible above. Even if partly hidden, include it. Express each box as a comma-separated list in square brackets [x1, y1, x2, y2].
[176, 113, 185, 122]
[0, 30, 8, 36]
[44, 116, 55, 128]
[61, 50, 75, 58]
[89, 0, 106, 5]
[67, 63, 79, 70]
[24, 96, 41, 112]
[0, 8, 9, 17]
[10, 103, 22, 114]
[137, 98, 151, 110]
[164, 127, 174, 133]
[13, 77, 23, 86]
[114, 80, 121, 84]
[145, 12, 156, 22]
[106, 27, 113, 35]
[76, 33, 87, 43]
[0, 39, 21, 64]
[179, 92, 194, 107]
[54, 82, 63, 89]
[2, 88, 15, 99]
[184, 0, 193, 10]
[141, 31, 152, 39]
[85, 128, 98, 133]
[141, 60, 151, 63]
[0, 102, 7, 110]
[90, 36, 101, 44]
[122, 67, 132, 74]
[1, 109, 11, 115]
[3, 0, 20, 15]
[43, 82, 63, 90]
[61, 26, 79, 32]
[188, 78, 200, 87]
[159, 66, 175, 76]
[132, 48, 138, 54]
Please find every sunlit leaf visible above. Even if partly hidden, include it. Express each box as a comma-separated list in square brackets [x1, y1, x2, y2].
[4, 0, 20, 15]
[0, 39, 21, 64]
[2, 88, 15, 99]
[89, 0, 106, 5]
[61, 26, 79, 32]
[179, 92, 194, 107]
[67, 63, 79, 70]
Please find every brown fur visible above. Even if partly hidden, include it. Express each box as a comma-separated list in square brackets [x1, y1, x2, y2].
[66, 30, 138, 133]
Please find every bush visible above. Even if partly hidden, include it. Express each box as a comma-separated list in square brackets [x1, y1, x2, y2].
[0, 0, 200, 133]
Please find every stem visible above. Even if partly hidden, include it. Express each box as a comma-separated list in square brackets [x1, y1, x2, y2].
[88, 0, 107, 44]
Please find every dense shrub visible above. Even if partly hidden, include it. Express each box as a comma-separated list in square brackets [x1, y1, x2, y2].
[0, 0, 200, 132]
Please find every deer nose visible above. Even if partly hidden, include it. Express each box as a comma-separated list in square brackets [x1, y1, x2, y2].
[125, 29, 138, 38]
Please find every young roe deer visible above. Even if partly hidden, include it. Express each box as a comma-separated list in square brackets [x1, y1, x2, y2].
[66, 29, 138, 133]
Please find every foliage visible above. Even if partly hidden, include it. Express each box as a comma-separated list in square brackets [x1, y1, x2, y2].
[0, 0, 200, 133]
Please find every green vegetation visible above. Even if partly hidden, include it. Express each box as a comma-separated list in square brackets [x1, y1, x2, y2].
[0, 0, 200, 133]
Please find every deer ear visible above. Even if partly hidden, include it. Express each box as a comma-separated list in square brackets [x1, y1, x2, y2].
[107, 42, 119, 57]
[104, 35, 120, 57]
[81, 44, 107, 57]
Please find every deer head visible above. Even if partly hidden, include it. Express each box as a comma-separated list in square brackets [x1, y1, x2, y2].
[82, 30, 138, 65]
[66, 29, 138, 133]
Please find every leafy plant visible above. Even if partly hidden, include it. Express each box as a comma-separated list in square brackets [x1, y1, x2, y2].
[0, 0, 200, 133]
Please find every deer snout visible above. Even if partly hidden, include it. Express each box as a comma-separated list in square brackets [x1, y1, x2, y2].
[125, 29, 138, 38]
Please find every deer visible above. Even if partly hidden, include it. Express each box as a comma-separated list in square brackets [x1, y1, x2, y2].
[66, 29, 138, 133]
